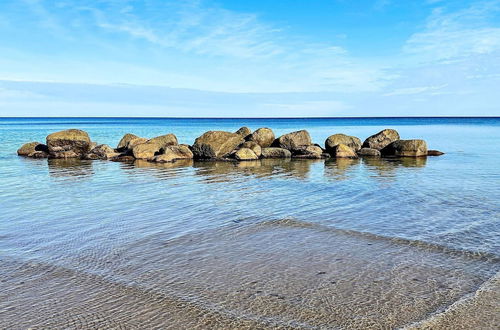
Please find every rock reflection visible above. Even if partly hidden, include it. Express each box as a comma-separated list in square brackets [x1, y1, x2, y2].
[324, 158, 360, 181]
[362, 157, 427, 177]
[47, 158, 94, 179]
[132, 159, 194, 169]
[192, 159, 322, 182]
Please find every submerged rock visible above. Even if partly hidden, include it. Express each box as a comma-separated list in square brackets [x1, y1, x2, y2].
[46, 129, 92, 159]
[357, 148, 381, 157]
[86, 144, 120, 160]
[381, 139, 428, 157]
[116, 133, 140, 151]
[192, 131, 244, 159]
[239, 141, 262, 157]
[247, 128, 275, 148]
[428, 150, 445, 156]
[234, 148, 259, 161]
[332, 144, 358, 158]
[153, 145, 193, 162]
[261, 147, 292, 158]
[362, 129, 400, 150]
[235, 127, 252, 138]
[276, 130, 312, 151]
[325, 134, 362, 153]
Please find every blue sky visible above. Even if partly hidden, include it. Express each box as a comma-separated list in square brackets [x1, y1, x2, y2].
[0, 0, 499, 117]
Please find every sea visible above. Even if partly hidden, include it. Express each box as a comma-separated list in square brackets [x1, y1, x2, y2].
[0, 117, 499, 329]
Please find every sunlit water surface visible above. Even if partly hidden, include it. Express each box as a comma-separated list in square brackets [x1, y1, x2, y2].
[0, 117, 499, 329]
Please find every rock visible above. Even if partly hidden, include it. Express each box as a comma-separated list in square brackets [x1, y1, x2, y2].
[357, 148, 381, 157]
[46, 129, 91, 158]
[148, 134, 178, 149]
[153, 145, 193, 162]
[117, 133, 140, 151]
[234, 148, 259, 161]
[428, 150, 445, 156]
[362, 129, 400, 150]
[192, 131, 244, 159]
[240, 141, 262, 157]
[132, 142, 162, 160]
[292, 145, 324, 159]
[332, 144, 358, 158]
[126, 137, 148, 150]
[381, 139, 428, 157]
[325, 134, 362, 153]
[29, 151, 49, 158]
[276, 130, 312, 151]
[86, 144, 120, 160]
[235, 127, 252, 138]
[110, 155, 135, 162]
[17, 142, 47, 156]
[261, 147, 292, 158]
[247, 128, 275, 148]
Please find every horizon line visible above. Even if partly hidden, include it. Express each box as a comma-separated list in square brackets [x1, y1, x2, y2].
[1, 116, 499, 119]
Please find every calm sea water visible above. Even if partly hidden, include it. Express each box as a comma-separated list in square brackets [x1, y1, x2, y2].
[0, 117, 499, 329]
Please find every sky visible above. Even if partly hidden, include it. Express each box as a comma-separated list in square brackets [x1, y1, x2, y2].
[0, 0, 499, 117]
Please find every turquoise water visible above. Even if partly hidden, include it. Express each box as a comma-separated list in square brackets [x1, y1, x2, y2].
[0, 117, 499, 328]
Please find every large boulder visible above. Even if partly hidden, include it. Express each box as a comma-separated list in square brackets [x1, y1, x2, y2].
[362, 129, 400, 150]
[325, 134, 362, 153]
[276, 130, 312, 151]
[116, 133, 140, 151]
[239, 141, 262, 157]
[86, 144, 120, 160]
[153, 145, 193, 163]
[261, 147, 292, 158]
[46, 129, 91, 158]
[235, 127, 252, 138]
[17, 142, 48, 156]
[381, 139, 428, 157]
[192, 131, 244, 159]
[332, 144, 358, 158]
[148, 134, 178, 149]
[234, 148, 259, 161]
[127, 137, 148, 150]
[247, 128, 275, 148]
[292, 145, 324, 159]
[357, 148, 381, 157]
[132, 142, 162, 160]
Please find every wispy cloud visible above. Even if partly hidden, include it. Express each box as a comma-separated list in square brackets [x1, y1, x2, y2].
[383, 84, 448, 96]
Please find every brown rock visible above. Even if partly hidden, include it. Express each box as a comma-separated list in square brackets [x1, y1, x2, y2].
[325, 134, 362, 153]
[292, 145, 324, 159]
[381, 139, 428, 157]
[117, 133, 140, 151]
[46, 129, 91, 158]
[17, 142, 47, 156]
[357, 148, 381, 157]
[148, 134, 178, 149]
[240, 141, 262, 157]
[247, 128, 275, 148]
[29, 151, 49, 158]
[362, 129, 400, 150]
[153, 145, 194, 162]
[192, 131, 244, 159]
[127, 138, 148, 150]
[132, 142, 162, 160]
[332, 144, 358, 158]
[276, 130, 312, 151]
[86, 144, 120, 160]
[235, 127, 252, 138]
[234, 148, 259, 161]
[428, 150, 445, 156]
[261, 147, 292, 158]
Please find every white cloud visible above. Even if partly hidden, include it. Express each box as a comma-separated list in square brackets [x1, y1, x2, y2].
[383, 84, 448, 96]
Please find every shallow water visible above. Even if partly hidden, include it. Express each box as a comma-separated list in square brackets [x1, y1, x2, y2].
[0, 117, 499, 329]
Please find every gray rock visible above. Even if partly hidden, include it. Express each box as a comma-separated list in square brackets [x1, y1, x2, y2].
[381, 139, 428, 157]
[325, 134, 362, 153]
[235, 127, 252, 138]
[247, 128, 275, 148]
[276, 130, 312, 151]
[292, 145, 324, 159]
[261, 147, 292, 158]
[46, 129, 91, 159]
[154, 145, 194, 162]
[86, 144, 120, 160]
[192, 131, 244, 159]
[357, 148, 381, 157]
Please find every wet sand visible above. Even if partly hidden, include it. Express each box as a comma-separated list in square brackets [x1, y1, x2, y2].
[1, 219, 498, 329]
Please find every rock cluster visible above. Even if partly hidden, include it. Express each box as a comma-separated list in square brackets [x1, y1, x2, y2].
[17, 127, 444, 163]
